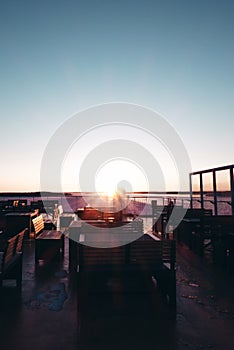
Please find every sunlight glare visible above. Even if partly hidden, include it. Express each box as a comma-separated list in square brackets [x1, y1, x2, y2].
[95, 159, 148, 197]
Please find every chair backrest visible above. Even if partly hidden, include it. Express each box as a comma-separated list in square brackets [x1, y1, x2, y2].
[32, 215, 44, 236]
[15, 229, 26, 253]
[129, 234, 176, 270]
[161, 239, 176, 270]
[78, 244, 126, 270]
[129, 235, 163, 265]
[3, 235, 18, 268]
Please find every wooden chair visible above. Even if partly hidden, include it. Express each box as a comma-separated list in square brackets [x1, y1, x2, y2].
[0, 229, 26, 289]
[33, 215, 64, 262]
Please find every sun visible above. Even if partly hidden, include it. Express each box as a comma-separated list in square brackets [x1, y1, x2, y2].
[105, 186, 118, 199]
[95, 159, 148, 197]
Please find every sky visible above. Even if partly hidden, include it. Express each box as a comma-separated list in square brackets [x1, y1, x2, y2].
[0, 0, 233, 192]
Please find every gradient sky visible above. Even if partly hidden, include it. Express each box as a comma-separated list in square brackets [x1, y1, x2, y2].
[0, 0, 233, 192]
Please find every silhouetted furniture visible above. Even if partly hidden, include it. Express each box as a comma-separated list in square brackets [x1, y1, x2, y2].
[69, 219, 144, 271]
[176, 209, 213, 255]
[60, 213, 77, 228]
[78, 206, 122, 222]
[0, 229, 26, 289]
[5, 210, 39, 238]
[207, 216, 234, 267]
[41, 200, 59, 215]
[33, 215, 64, 262]
[129, 234, 176, 306]
[77, 233, 176, 307]
[152, 202, 183, 239]
[68, 221, 82, 270]
[30, 200, 44, 211]
[30, 200, 59, 215]
[152, 205, 168, 235]
[0, 200, 31, 213]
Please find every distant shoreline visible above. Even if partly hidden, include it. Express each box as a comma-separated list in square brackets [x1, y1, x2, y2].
[0, 190, 231, 197]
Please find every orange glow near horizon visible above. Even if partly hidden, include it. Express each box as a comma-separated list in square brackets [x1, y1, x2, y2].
[216, 170, 231, 191]
[191, 169, 231, 192]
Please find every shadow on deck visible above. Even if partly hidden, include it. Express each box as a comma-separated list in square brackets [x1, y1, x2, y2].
[0, 236, 176, 350]
[1, 236, 234, 350]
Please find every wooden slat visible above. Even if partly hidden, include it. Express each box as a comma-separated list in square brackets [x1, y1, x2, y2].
[15, 229, 26, 253]
[129, 236, 176, 269]
[79, 245, 126, 268]
[4, 235, 18, 267]
[130, 240, 163, 265]
[77, 232, 176, 272]
[32, 215, 44, 236]
[0, 231, 24, 289]
[37, 230, 62, 239]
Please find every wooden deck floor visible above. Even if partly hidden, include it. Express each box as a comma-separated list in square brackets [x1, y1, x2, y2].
[0, 235, 234, 350]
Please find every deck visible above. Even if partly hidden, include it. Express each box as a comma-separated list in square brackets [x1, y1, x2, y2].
[1, 234, 234, 350]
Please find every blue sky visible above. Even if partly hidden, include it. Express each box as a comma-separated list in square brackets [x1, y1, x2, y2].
[0, 0, 233, 191]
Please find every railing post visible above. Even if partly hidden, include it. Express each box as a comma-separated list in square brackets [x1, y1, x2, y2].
[213, 170, 218, 216]
[189, 173, 193, 209]
[200, 173, 204, 209]
[230, 167, 234, 216]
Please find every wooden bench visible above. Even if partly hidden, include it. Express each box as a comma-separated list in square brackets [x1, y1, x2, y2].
[32, 215, 64, 262]
[78, 244, 126, 272]
[78, 219, 144, 246]
[0, 229, 26, 289]
[75, 220, 141, 271]
[77, 233, 176, 307]
[128, 233, 176, 306]
[205, 216, 234, 267]
[176, 209, 213, 255]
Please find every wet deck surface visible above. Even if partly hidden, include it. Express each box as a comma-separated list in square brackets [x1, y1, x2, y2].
[0, 235, 234, 350]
